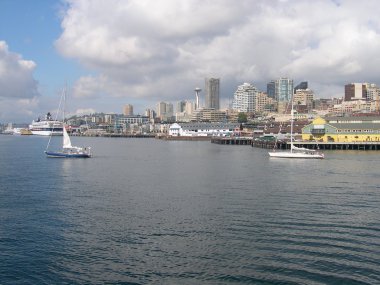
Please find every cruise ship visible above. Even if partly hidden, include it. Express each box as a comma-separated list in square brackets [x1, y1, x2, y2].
[29, 113, 64, 136]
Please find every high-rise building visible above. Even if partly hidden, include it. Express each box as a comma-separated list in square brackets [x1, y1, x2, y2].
[277, 77, 293, 102]
[176, 101, 186, 113]
[123, 104, 133, 116]
[232, 83, 258, 113]
[156, 102, 173, 121]
[267, 77, 293, 102]
[267, 81, 276, 99]
[205, 78, 220, 109]
[345, 83, 367, 101]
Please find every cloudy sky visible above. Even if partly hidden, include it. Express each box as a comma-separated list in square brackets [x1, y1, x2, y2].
[1, 0, 380, 123]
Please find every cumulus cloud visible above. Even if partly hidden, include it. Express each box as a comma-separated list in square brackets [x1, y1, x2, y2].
[55, 0, 380, 109]
[0, 41, 39, 99]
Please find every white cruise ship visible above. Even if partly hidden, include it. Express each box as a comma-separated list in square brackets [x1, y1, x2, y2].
[29, 113, 64, 136]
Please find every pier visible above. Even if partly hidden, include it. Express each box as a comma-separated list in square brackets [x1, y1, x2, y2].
[212, 137, 380, 150]
[211, 137, 253, 145]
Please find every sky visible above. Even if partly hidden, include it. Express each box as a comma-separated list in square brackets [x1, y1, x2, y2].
[1, 0, 380, 123]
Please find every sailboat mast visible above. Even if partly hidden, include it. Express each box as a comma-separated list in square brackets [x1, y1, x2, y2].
[290, 92, 294, 152]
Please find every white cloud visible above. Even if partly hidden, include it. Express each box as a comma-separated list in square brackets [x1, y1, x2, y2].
[73, 108, 96, 116]
[0, 41, 39, 99]
[0, 41, 42, 122]
[55, 0, 380, 110]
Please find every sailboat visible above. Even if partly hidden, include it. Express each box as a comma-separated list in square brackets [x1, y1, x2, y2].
[268, 95, 324, 159]
[45, 87, 92, 158]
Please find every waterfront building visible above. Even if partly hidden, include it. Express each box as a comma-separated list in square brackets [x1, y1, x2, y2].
[123, 104, 133, 116]
[190, 107, 226, 122]
[267, 77, 293, 102]
[117, 115, 150, 125]
[168, 122, 239, 137]
[302, 116, 380, 142]
[232, 83, 258, 113]
[205, 78, 220, 109]
[114, 115, 150, 133]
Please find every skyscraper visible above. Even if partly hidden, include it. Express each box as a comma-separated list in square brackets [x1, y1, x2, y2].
[267, 77, 293, 102]
[267, 81, 276, 99]
[205, 78, 220, 109]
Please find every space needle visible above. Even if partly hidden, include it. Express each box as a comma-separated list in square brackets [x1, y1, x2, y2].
[194, 87, 201, 110]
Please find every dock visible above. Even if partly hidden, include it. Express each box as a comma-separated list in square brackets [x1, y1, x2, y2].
[211, 137, 380, 150]
[211, 137, 253, 145]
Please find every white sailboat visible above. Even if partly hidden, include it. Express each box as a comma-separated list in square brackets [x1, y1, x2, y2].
[45, 86, 92, 158]
[268, 95, 324, 159]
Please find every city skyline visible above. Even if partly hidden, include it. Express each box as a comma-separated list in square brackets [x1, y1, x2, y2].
[2, 0, 380, 123]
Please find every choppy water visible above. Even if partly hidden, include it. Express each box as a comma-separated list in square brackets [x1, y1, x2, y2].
[0, 135, 380, 284]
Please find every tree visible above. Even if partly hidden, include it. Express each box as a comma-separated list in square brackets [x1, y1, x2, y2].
[238, 112, 248, 123]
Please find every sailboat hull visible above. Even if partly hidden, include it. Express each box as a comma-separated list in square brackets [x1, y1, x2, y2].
[268, 151, 324, 159]
[45, 151, 91, 158]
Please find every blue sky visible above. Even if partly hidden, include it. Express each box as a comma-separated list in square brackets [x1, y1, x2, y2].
[1, 0, 380, 123]
[0, 1, 78, 92]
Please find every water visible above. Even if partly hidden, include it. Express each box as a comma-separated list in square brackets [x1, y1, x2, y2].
[0, 135, 380, 284]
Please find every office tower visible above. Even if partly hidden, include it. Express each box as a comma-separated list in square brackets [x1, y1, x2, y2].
[232, 83, 258, 113]
[344, 83, 367, 101]
[267, 81, 276, 99]
[205, 78, 220, 109]
[277, 77, 293, 102]
[176, 101, 186, 113]
[157, 102, 167, 119]
[156, 102, 173, 121]
[267, 77, 293, 102]
[294, 81, 308, 93]
[123, 104, 133, 116]
[195, 87, 201, 110]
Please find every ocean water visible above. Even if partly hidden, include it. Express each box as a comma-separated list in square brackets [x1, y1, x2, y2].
[0, 135, 380, 285]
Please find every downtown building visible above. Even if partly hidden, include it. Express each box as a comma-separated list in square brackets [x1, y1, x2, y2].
[156, 101, 174, 121]
[267, 77, 294, 102]
[123, 104, 134, 116]
[205, 78, 220, 109]
[232, 83, 258, 113]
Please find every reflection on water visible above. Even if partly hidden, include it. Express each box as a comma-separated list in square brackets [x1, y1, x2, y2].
[0, 136, 380, 284]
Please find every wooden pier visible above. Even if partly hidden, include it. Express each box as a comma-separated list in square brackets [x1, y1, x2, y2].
[252, 140, 380, 150]
[211, 137, 253, 145]
[212, 137, 380, 150]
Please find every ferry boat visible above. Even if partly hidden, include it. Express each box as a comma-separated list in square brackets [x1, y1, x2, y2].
[29, 113, 64, 136]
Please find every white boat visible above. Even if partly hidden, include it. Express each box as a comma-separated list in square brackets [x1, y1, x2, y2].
[269, 145, 324, 159]
[45, 86, 92, 158]
[29, 113, 63, 136]
[268, 96, 324, 159]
